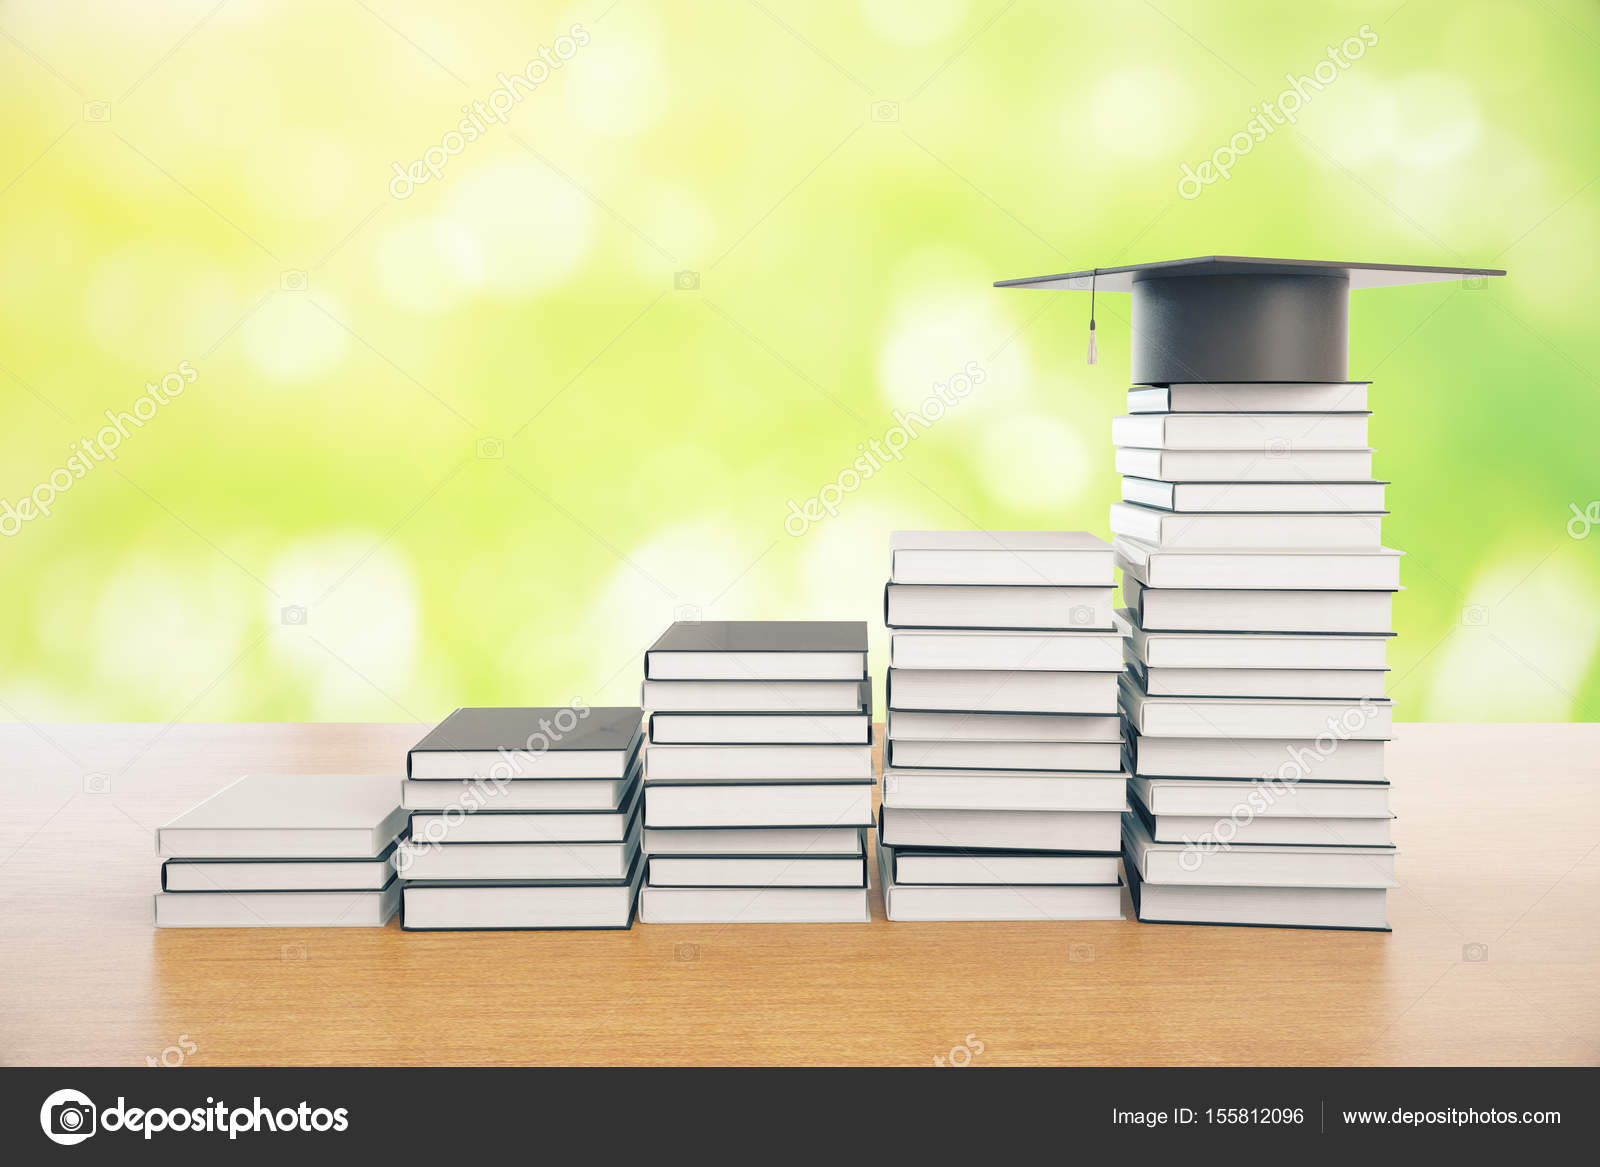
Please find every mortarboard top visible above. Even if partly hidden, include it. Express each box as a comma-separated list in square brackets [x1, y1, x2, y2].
[994, 255, 1506, 385]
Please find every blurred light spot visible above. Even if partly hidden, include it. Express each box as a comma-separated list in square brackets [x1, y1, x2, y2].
[861, 0, 969, 45]
[446, 159, 594, 296]
[374, 217, 485, 314]
[976, 411, 1091, 511]
[1088, 67, 1192, 159]
[239, 292, 350, 382]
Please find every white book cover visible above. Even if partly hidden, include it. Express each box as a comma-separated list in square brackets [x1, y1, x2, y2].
[647, 712, 870, 745]
[641, 825, 864, 856]
[396, 821, 641, 882]
[153, 880, 400, 928]
[640, 884, 868, 924]
[880, 805, 1122, 853]
[888, 625, 1126, 671]
[889, 530, 1113, 585]
[887, 709, 1122, 743]
[1124, 613, 1392, 670]
[883, 766, 1127, 812]
[1125, 577, 1395, 634]
[887, 667, 1119, 714]
[1130, 732, 1388, 781]
[645, 853, 867, 887]
[880, 845, 1123, 922]
[886, 584, 1114, 630]
[161, 851, 397, 892]
[888, 738, 1123, 772]
[640, 678, 867, 712]
[401, 775, 632, 812]
[401, 867, 641, 930]
[1135, 661, 1389, 700]
[1131, 879, 1389, 930]
[1110, 501, 1385, 550]
[884, 842, 1121, 886]
[1121, 477, 1387, 514]
[644, 783, 874, 829]
[1115, 537, 1403, 591]
[1129, 775, 1391, 819]
[1128, 383, 1369, 413]
[1113, 412, 1370, 451]
[156, 774, 405, 859]
[1122, 813, 1396, 889]
[1119, 676, 1392, 740]
[1143, 811, 1392, 847]
[643, 742, 873, 781]
[1115, 447, 1374, 483]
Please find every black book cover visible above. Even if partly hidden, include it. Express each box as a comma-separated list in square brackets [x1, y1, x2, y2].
[408, 706, 643, 767]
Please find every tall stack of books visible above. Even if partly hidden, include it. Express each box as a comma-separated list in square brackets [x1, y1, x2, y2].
[639, 621, 873, 923]
[878, 531, 1127, 921]
[397, 706, 645, 930]
[154, 774, 405, 927]
[1110, 384, 1399, 930]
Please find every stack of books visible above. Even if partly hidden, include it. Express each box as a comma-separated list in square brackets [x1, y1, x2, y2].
[154, 774, 405, 927]
[639, 620, 873, 923]
[878, 531, 1127, 921]
[1110, 383, 1399, 931]
[397, 706, 645, 930]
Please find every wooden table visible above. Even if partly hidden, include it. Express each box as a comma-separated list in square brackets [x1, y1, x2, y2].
[1, 723, 1595, 1066]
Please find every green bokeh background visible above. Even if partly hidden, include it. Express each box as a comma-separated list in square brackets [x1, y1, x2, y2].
[2, 0, 1596, 724]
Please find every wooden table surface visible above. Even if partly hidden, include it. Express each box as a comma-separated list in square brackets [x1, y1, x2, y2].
[1, 722, 1595, 1067]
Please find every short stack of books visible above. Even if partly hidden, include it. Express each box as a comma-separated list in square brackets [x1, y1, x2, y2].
[397, 706, 645, 930]
[878, 531, 1127, 921]
[154, 774, 405, 927]
[1111, 383, 1399, 930]
[639, 620, 873, 923]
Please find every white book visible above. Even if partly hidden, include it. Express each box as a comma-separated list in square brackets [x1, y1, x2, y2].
[644, 783, 874, 828]
[640, 678, 866, 712]
[643, 743, 872, 781]
[402, 775, 633, 812]
[640, 884, 868, 923]
[644, 620, 867, 681]
[1115, 447, 1374, 483]
[156, 774, 405, 859]
[1131, 878, 1389, 930]
[881, 805, 1122, 852]
[1110, 502, 1385, 550]
[1113, 412, 1370, 451]
[884, 842, 1121, 886]
[1130, 776, 1391, 819]
[402, 866, 642, 930]
[161, 851, 398, 892]
[1128, 383, 1369, 413]
[1125, 578, 1395, 634]
[887, 709, 1122, 743]
[1116, 538, 1403, 590]
[154, 880, 400, 928]
[642, 825, 864, 856]
[880, 846, 1123, 922]
[888, 668, 1118, 715]
[1130, 732, 1388, 781]
[396, 820, 641, 882]
[889, 626, 1125, 671]
[1122, 813, 1396, 889]
[1122, 477, 1387, 513]
[646, 853, 867, 887]
[889, 738, 1123, 772]
[408, 786, 639, 844]
[1124, 612, 1392, 669]
[889, 530, 1112, 585]
[1140, 810, 1392, 847]
[647, 712, 869, 745]
[408, 707, 642, 781]
[885, 584, 1114, 630]
[1135, 662, 1389, 699]
[1120, 678, 1392, 740]
[883, 767, 1128, 812]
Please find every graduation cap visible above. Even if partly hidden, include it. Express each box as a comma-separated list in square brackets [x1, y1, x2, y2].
[995, 256, 1506, 385]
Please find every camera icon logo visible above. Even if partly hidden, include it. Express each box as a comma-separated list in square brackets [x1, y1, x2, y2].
[280, 269, 308, 292]
[1461, 276, 1487, 290]
[1069, 942, 1096, 963]
[871, 100, 899, 122]
[1462, 942, 1489, 962]
[476, 437, 504, 460]
[673, 270, 700, 291]
[282, 942, 308, 962]
[673, 604, 702, 625]
[280, 604, 308, 626]
[40, 1088, 97, 1146]
[1068, 604, 1096, 627]
[1461, 604, 1489, 627]
[83, 101, 111, 122]
[674, 942, 700, 962]
[1264, 437, 1292, 459]
[83, 772, 111, 794]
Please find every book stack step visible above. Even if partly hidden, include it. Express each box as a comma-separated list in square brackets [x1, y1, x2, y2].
[397, 706, 645, 930]
[639, 620, 872, 923]
[1111, 381, 1399, 930]
[154, 774, 406, 927]
[880, 531, 1127, 921]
